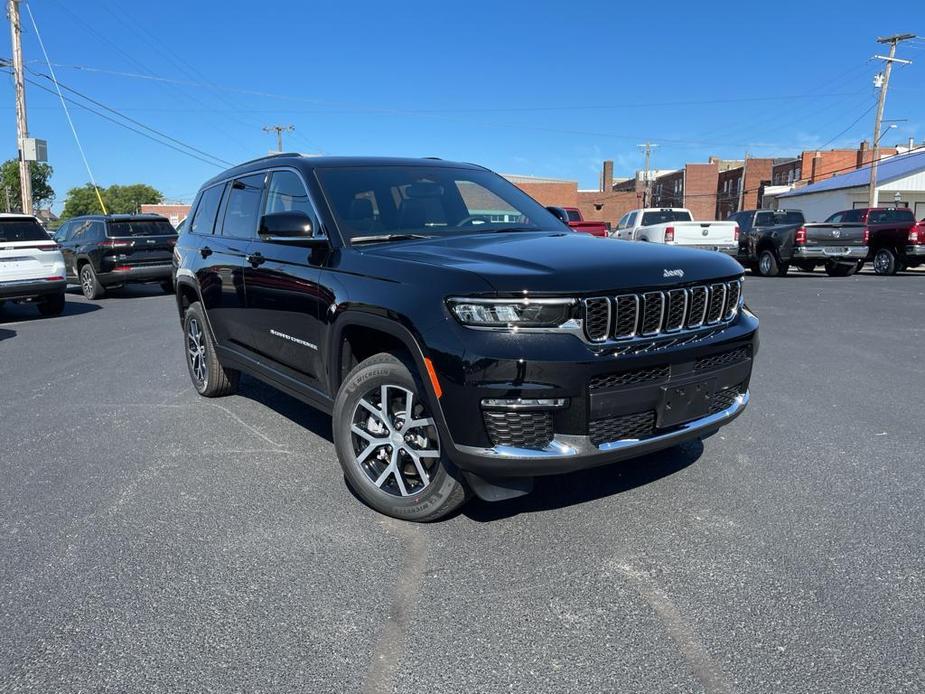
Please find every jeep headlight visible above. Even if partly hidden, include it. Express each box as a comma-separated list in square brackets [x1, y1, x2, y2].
[447, 298, 575, 328]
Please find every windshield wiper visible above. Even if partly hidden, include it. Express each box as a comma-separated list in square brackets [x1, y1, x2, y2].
[351, 233, 433, 245]
[489, 226, 540, 233]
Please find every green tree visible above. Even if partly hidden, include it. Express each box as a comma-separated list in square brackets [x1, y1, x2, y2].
[61, 182, 164, 218]
[0, 159, 55, 212]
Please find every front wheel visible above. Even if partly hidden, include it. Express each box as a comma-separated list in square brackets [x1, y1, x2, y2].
[333, 353, 467, 522]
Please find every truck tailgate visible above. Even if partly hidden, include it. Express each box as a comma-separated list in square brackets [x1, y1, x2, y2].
[672, 221, 737, 245]
[804, 223, 866, 247]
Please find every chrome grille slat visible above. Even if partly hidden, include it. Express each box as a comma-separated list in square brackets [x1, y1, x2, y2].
[582, 279, 743, 345]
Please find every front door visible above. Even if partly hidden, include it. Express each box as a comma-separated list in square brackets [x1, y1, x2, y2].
[243, 169, 326, 389]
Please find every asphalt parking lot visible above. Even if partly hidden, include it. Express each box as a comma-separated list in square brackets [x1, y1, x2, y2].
[1, 271, 923, 693]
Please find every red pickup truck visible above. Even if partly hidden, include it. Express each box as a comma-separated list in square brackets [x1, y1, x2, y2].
[823, 207, 922, 275]
[546, 206, 609, 237]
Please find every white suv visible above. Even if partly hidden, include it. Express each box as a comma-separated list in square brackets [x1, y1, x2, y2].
[0, 214, 67, 316]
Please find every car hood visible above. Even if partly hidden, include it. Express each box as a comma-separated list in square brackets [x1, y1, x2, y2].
[360, 231, 743, 293]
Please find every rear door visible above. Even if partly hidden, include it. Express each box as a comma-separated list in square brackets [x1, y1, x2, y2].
[54, 221, 77, 278]
[208, 173, 266, 348]
[102, 218, 177, 272]
[0, 218, 62, 283]
[243, 169, 325, 388]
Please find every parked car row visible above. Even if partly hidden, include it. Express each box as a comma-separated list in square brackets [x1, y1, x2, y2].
[0, 212, 179, 318]
[730, 207, 924, 277]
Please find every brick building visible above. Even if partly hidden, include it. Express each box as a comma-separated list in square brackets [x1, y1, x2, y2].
[140, 203, 192, 226]
[715, 158, 778, 219]
[771, 142, 900, 188]
[651, 159, 740, 220]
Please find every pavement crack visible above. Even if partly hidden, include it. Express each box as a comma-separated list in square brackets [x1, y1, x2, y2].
[361, 519, 428, 694]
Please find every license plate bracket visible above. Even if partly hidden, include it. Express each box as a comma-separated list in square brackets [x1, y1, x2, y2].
[658, 379, 716, 428]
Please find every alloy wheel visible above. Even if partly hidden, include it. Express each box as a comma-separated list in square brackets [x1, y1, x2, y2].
[874, 250, 891, 274]
[186, 317, 207, 385]
[81, 268, 94, 298]
[349, 384, 440, 497]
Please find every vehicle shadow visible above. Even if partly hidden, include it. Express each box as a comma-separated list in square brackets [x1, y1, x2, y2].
[462, 439, 704, 522]
[0, 300, 100, 325]
[0, 327, 15, 342]
[66, 283, 170, 299]
[236, 374, 334, 443]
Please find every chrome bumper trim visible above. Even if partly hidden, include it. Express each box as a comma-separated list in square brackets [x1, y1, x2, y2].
[792, 246, 867, 259]
[456, 391, 749, 460]
[904, 245, 925, 256]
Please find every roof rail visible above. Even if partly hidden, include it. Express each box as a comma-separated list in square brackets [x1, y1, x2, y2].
[230, 151, 302, 169]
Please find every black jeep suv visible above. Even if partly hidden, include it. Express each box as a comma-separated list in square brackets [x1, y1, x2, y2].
[55, 214, 177, 299]
[174, 155, 758, 521]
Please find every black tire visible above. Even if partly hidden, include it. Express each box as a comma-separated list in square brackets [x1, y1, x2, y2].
[161, 278, 175, 294]
[856, 260, 866, 273]
[183, 301, 239, 397]
[872, 248, 897, 276]
[824, 261, 858, 277]
[37, 292, 65, 316]
[796, 262, 816, 273]
[79, 263, 105, 300]
[757, 249, 787, 277]
[333, 352, 467, 522]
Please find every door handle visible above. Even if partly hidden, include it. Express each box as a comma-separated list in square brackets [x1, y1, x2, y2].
[246, 252, 265, 266]
[200, 246, 213, 258]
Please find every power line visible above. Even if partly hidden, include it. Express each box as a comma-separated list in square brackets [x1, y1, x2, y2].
[815, 100, 878, 150]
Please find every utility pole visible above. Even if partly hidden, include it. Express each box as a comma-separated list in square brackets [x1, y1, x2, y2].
[8, 0, 32, 214]
[868, 33, 915, 208]
[637, 143, 657, 207]
[263, 124, 294, 153]
[738, 152, 749, 213]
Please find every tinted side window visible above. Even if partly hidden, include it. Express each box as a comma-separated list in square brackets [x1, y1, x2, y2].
[190, 184, 224, 236]
[54, 221, 72, 242]
[221, 174, 266, 239]
[70, 221, 92, 241]
[265, 171, 315, 219]
[755, 212, 773, 226]
[90, 221, 106, 242]
[826, 212, 844, 224]
[841, 210, 862, 223]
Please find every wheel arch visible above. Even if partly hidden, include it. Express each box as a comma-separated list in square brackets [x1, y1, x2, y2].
[329, 311, 444, 415]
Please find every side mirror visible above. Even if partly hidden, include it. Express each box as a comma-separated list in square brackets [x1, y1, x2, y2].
[546, 206, 569, 223]
[258, 211, 324, 244]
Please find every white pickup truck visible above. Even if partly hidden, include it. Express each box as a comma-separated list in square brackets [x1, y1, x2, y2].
[612, 208, 739, 255]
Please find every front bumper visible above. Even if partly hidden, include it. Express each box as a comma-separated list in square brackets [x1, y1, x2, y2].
[792, 246, 867, 260]
[0, 278, 66, 300]
[905, 245, 925, 257]
[430, 308, 758, 478]
[454, 391, 748, 476]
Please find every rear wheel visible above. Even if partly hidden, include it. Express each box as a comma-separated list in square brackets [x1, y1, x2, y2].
[37, 292, 65, 316]
[333, 353, 467, 522]
[183, 301, 239, 397]
[824, 261, 858, 277]
[80, 264, 105, 300]
[872, 248, 897, 275]
[757, 249, 788, 277]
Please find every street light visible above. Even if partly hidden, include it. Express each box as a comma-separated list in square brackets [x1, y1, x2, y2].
[894, 191, 902, 205]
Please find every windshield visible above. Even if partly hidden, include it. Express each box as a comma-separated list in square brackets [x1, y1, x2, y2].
[0, 219, 49, 242]
[315, 166, 559, 241]
[641, 210, 692, 225]
[107, 220, 177, 237]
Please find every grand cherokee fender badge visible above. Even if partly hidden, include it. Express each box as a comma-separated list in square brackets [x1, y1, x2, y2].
[663, 268, 684, 279]
[269, 329, 318, 351]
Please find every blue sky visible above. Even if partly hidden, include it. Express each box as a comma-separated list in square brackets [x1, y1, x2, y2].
[4, 0, 924, 210]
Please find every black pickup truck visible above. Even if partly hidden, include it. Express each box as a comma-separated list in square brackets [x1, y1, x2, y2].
[730, 208, 867, 277]
[173, 154, 759, 521]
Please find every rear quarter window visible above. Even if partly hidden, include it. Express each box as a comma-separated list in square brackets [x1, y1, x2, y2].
[0, 219, 49, 242]
[190, 184, 225, 235]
